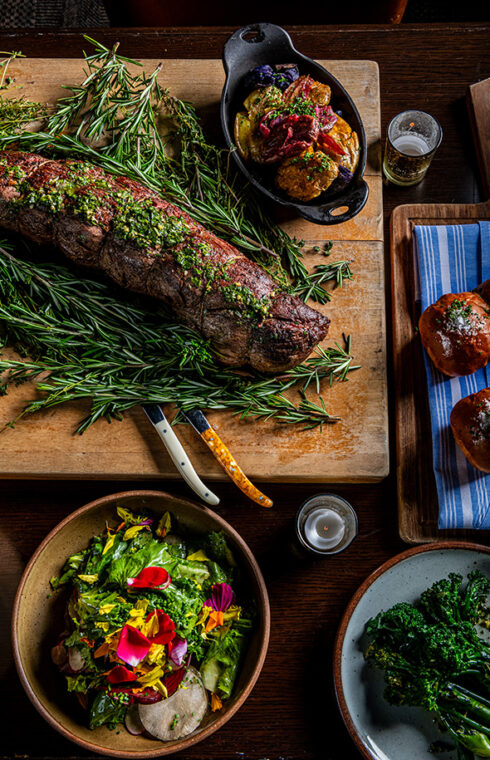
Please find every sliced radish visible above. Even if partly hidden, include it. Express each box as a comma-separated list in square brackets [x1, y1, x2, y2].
[51, 642, 67, 667]
[125, 704, 145, 735]
[138, 667, 207, 741]
[67, 647, 85, 673]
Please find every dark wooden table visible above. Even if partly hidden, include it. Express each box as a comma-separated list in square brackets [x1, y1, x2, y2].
[1, 23, 489, 760]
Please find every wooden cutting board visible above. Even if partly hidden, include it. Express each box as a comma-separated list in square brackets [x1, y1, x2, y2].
[0, 58, 387, 482]
[392, 76, 490, 542]
[392, 199, 490, 542]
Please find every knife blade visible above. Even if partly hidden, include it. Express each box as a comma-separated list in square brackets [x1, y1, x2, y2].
[182, 407, 273, 509]
[142, 404, 219, 507]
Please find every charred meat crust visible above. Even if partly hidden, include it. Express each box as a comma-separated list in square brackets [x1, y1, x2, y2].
[0, 150, 329, 371]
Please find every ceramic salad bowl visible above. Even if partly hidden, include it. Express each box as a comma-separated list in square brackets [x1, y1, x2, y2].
[12, 490, 270, 758]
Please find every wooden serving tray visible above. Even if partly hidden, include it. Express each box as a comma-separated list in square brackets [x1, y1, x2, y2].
[0, 58, 388, 482]
[391, 198, 490, 543]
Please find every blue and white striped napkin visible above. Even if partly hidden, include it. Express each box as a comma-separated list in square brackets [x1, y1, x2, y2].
[413, 222, 490, 529]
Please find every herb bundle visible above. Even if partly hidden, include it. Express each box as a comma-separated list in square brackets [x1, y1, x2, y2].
[0, 37, 360, 432]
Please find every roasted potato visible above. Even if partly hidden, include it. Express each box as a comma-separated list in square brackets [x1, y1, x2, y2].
[276, 148, 339, 201]
[308, 81, 331, 106]
[243, 86, 283, 128]
[327, 115, 360, 172]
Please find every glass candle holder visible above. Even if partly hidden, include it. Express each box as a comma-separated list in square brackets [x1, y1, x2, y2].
[295, 493, 358, 557]
[383, 110, 442, 186]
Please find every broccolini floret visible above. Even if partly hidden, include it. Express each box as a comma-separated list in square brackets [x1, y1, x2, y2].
[365, 571, 490, 758]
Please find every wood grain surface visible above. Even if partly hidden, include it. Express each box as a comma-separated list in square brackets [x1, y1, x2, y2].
[0, 24, 489, 760]
[0, 57, 388, 482]
[391, 199, 490, 543]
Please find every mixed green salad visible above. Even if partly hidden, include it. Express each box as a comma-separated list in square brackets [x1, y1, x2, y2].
[50, 506, 253, 740]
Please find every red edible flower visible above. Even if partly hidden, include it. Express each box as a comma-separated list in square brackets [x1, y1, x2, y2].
[116, 625, 151, 667]
[106, 665, 138, 684]
[162, 667, 187, 697]
[127, 566, 171, 590]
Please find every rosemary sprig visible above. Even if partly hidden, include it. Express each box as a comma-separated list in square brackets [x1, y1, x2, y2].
[291, 260, 353, 304]
[0, 243, 357, 432]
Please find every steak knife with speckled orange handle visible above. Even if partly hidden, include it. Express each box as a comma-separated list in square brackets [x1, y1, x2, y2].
[183, 408, 273, 508]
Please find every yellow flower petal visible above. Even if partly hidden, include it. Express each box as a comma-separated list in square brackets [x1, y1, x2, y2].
[98, 603, 116, 615]
[154, 680, 168, 698]
[141, 611, 160, 638]
[94, 621, 110, 632]
[138, 666, 164, 686]
[78, 574, 98, 584]
[102, 533, 116, 556]
[186, 549, 210, 562]
[156, 511, 171, 538]
[147, 643, 166, 666]
[223, 605, 241, 622]
[123, 524, 145, 541]
[116, 506, 146, 525]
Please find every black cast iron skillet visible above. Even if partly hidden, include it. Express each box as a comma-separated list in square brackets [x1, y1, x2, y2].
[221, 23, 369, 226]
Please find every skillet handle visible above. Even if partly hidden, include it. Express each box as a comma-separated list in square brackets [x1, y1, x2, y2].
[297, 179, 370, 226]
[222, 23, 295, 75]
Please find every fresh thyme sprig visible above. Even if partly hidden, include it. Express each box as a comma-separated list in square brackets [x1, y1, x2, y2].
[0, 243, 357, 432]
[0, 50, 24, 91]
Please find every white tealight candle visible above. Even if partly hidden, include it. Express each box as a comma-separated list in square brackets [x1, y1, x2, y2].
[392, 134, 430, 156]
[303, 508, 345, 551]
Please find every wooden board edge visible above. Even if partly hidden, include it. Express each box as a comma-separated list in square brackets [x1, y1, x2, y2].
[0, 469, 390, 484]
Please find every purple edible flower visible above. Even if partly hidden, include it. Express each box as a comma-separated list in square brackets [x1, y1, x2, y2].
[169, 635, 187, 667]
[204, 583, 235, 612]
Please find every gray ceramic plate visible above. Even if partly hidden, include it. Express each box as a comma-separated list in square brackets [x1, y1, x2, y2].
[334, 542, 490, 760]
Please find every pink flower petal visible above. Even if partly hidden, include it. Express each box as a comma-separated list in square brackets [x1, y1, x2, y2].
[116, 625, 151, 667]
[168, 635, 187, 666]
[204, 583, 235, 612]
[127, 566, 171, 589]
[106, 665, 138, 684]
[146, 609, 175, 645]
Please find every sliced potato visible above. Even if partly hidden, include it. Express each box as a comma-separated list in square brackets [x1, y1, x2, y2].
[308, 81, 331, 106]
[244, 86, 283, 128]
[234, 112, 253, 161]
[327, 116, 360, 172]
[138, 667, 208, 741]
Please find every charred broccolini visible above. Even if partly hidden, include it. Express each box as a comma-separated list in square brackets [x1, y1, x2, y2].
[365, 571, 490, 758]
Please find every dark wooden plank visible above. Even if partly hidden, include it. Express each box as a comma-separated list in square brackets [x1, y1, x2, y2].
[0, 23, 489, 760]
